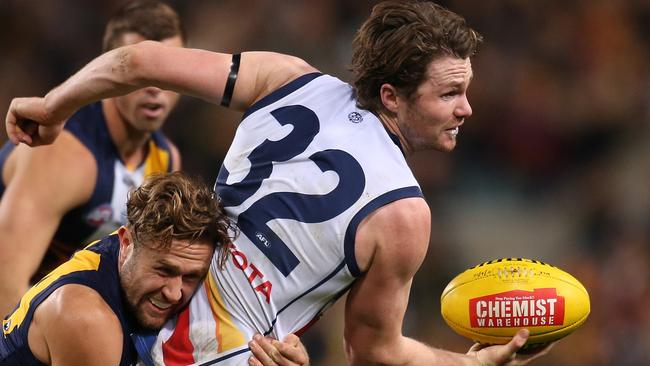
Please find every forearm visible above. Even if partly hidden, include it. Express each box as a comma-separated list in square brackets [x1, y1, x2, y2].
[347, 335, 476, 366]
[44, 45, 143, 120]
[0, 226, 55, 315]
[0, 235, 37, 316]
[399, 337, 475, 366]
[0, 269, 28, 317]
[0, 187, 68, 315]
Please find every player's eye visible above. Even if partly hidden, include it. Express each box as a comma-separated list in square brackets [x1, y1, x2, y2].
[183, 272, 204, 283]
[156, 267, 175, 277]
[440, 91, 456, 100]
[183, 276, 199, 284]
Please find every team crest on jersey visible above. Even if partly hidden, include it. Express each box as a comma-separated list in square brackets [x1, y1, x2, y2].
[3, 319, 10, 333]
[348, 111, 363, 123]
[85, 204, 114, 227]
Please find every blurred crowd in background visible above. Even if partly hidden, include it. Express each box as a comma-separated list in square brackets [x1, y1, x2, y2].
[1, 1, 649, 365]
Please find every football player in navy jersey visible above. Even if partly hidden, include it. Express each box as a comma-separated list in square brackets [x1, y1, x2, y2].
[1, 172, 309, 366]
[0, 0, 184, 316]
[6, 1, 551, 365]
[0, 172, 228, 365]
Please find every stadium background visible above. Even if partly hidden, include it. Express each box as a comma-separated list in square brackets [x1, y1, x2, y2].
[1, 1, 648, 365]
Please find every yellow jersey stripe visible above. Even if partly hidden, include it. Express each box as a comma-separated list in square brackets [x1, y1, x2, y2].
[144, 140, 170, 176]
[3, 249, 101, 335]
[205, 275, 246, 352]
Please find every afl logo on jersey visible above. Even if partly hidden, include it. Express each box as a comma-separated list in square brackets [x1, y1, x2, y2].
[3, 319, 11, 333]
[348, 111, 363, 124]
[85, 204, 114, 227]
[256, 232, 271, 247]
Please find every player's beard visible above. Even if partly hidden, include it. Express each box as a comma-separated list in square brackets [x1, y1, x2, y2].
[401, 105, 458, 153]
[120, 257, 168, 330]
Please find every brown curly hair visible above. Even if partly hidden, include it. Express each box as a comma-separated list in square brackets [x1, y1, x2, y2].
[126, 172, 234, 266]
[350, 1, 483, 113]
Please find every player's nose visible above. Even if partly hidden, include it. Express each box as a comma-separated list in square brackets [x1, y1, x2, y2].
[455, 94, 472, 119]
[144, 86, 162, 96]
[161, 276, 183, 303]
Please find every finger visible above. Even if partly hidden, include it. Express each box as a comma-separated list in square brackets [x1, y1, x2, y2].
[468, 342, 484, 353]
[5, 101, 23, 145]
[17, 119, 38, 136]
[36, 124, 64, 146]
[273, 338, 308, 365]
[17, 119, 37, 145]
[515, 341, 555, 362]
[281, 333, 300, 347]
[504, 329, 529, 354]
[248, 355, 264, 366]
[257, 336, 284, 365]
[280, 334, 310, 364]
[477, 329, 529, 365]
[12, 99, 35, 142]
[10, 97, 55, 146]
[249, 336, 277, 366]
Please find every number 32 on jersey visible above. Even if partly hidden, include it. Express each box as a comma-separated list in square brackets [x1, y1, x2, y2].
[217, 105, 366, 279]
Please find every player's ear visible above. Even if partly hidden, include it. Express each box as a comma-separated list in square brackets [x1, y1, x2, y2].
[379, 83, 400, 114]
[117, 226, 134, 266]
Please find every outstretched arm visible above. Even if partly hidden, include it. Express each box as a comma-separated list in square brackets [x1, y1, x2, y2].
[344, 198, 544, 366]
[0, 134, 95, 316]
[7, 41, 317, 146]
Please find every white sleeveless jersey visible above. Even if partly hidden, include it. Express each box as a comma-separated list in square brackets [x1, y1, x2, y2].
[145, 73, 422, 365]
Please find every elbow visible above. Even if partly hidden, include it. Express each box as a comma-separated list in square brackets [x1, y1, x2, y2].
[110, 46, 138, 84]
[112, 40, 157, 86]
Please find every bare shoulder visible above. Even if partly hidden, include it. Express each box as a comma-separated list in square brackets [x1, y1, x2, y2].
[373, 197, 431, 229]
[11, 130, 95, 180]
[5, 130, 96, 209]
[31, 284, 122, 365]
[246, 51, 318, 78]
[356, 197, 431, 273]
[243, 52, 319, 103]
[35, 284, 120, 335]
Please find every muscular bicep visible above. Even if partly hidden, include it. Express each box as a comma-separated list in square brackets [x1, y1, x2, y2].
[131, 44, 232, 104]
[0, 133, 95, 280]
[33, 285, 123, 366]
[131, 43, 317, 111]
[344, 198, 431, 365]
[0, 132, 94, 232]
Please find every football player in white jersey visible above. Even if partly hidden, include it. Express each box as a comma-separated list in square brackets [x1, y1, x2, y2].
[6, 1, 552, 365]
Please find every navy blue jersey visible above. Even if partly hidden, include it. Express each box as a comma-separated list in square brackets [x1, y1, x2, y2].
[0, 102, 175, 280]
[1, 235, 137, 365]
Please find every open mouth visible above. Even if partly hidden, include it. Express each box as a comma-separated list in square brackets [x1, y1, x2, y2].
[447, 126, 459, 137]
[149, 297, 172, 310]
[140, 103, 164, 118]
